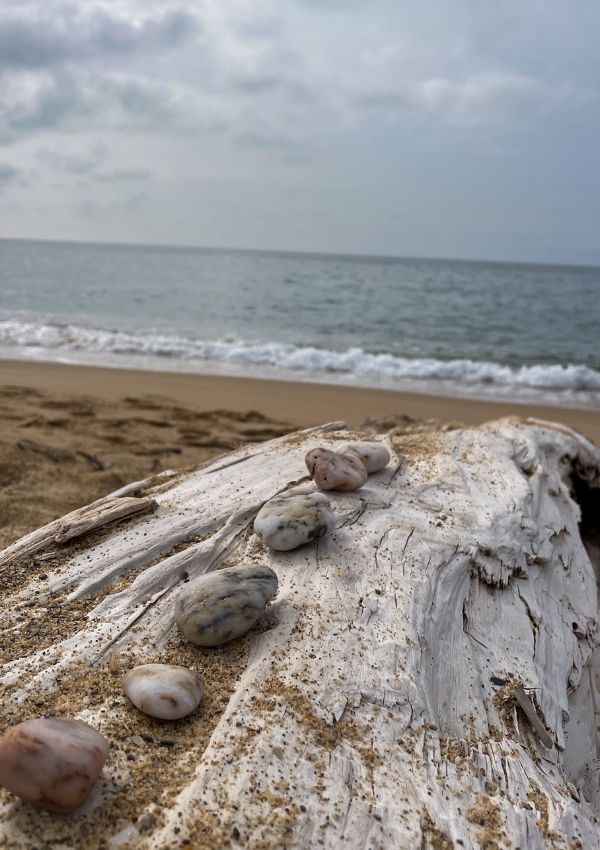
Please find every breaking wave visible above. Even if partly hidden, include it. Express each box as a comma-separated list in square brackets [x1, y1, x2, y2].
[1, 317, 600, 394]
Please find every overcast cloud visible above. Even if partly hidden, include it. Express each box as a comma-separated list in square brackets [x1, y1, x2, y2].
[0, 0, 598, 264]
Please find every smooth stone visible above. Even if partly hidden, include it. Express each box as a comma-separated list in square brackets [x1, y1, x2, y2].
[176, 565, 278, 647]
[344, 442, 391, 474]
[123, 663, 203, 720]
[0, 717, 108, 813]
[305, 447, 368, 491]
[254, 490, 335, 551]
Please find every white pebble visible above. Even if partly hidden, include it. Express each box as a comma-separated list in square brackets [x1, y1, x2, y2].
[344, 442, 391, 473]
[254, 490, 335, 551]
[123, 663, 203, 720]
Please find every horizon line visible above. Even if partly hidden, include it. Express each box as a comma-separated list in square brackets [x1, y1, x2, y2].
[0, 234, 598, 272]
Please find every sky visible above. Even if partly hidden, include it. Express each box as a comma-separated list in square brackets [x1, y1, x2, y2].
[0, 0, 598, 265]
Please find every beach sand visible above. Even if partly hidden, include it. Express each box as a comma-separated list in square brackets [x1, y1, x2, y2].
[1, 357, 598, 549]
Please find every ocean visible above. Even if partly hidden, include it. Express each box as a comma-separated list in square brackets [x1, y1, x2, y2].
[1, 238, 599, 409]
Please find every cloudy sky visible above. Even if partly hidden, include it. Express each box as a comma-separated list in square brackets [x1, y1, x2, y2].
[0, 0, 598, 264]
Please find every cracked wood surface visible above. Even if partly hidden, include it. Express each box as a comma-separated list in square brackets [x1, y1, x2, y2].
[1, 417, 599, 849]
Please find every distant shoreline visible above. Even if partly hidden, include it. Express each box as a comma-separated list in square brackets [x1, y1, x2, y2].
[2, 235, 598, 271]
[2, 358, 599, 445]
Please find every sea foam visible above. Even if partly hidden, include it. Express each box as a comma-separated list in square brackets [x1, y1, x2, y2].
[1, 317, 599, 395]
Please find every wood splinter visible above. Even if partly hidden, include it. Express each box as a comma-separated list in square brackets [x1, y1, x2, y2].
[513, 685, 555, 749]
[54, 496, 157, 543]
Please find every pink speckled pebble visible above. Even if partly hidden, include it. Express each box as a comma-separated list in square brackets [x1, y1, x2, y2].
[305, 447, 368, 491]
[0, 717, 108, 813]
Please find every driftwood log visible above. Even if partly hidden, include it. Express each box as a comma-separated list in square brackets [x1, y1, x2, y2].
[0, 417, 599, 849]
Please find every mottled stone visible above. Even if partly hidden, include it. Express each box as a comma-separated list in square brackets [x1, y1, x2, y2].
[344, 442, 391, 474]
[123, 663, 203, 720]
[305, 447, 368, 491]
[0, 717, 108, 813]
[176, 565, 278, 647]
[254, 490, 335, 551]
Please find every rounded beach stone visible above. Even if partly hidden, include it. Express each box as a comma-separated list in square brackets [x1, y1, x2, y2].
[344, 442, 391, 474]
[0, 717, 108, 813]
[254, 490, 335, 551]
[305, 447, 368, 491]
[123, 663, 203, 720]
[176, 565, 278, 647]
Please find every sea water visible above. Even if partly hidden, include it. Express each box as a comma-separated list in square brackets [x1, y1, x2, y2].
[1, 238, 599, 408]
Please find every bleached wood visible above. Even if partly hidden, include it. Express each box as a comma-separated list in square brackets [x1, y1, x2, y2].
[53, 496, 157, 543]
[1, 417, 599, 849]
[0, 470, 175, 568]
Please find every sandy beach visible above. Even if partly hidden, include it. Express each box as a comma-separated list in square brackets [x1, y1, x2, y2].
[1, 357, 598, 551]
[3, 358, 600, 436]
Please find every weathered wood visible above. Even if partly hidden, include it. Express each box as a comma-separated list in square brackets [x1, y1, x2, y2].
[0, 470, 175, 568]
[54, 496, 157, 544]
[0, 417, 599, 850]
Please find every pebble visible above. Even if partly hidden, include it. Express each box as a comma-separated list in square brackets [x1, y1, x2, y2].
[254, 490, 335, 550]
[123, 663, 203, 720]
[344, 442, 391, 474]
[305, 447, 368, 491]
[176, 565, 278, 647]
[0, 717, 108, 813]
